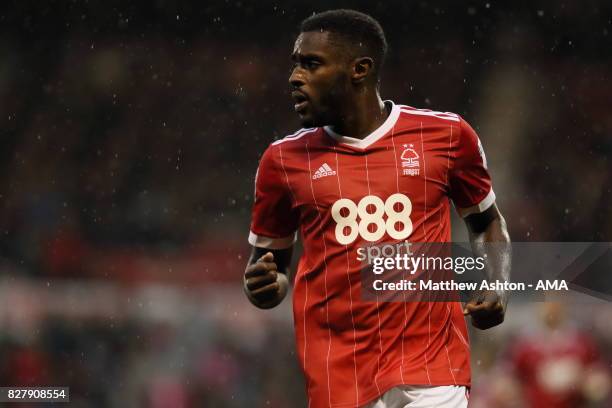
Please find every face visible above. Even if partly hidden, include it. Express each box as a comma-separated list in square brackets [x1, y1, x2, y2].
[289, 31, 352, 127]
[541, 302, 565, 329]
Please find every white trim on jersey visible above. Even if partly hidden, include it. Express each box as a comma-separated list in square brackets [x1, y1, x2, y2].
[323, 100, 401, 149]
[399, 107, 460, 122]
[455, 189, 496, 218]
[248, 230, 297, 249]
[271, 127, 317, 145]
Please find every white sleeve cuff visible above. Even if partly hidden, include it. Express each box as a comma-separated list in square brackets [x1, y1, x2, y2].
[456, 189, 496, 218]
[248, 231, 297, 249]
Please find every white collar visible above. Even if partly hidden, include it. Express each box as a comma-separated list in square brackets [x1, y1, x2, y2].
[323, 100, 400, 149]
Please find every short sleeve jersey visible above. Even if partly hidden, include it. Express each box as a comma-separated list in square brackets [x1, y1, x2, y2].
[249, 101, 495, 408]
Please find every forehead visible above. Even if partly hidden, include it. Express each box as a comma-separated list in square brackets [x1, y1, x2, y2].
[292, 31, 340, 57]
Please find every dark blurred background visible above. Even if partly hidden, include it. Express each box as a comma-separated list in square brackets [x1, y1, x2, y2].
[0, 1, 611, 407]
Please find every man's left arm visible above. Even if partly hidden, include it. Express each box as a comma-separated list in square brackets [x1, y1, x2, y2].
[463, 202, 511, 329]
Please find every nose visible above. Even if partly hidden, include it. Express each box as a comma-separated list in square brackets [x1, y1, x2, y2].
[289, 66, 305, 89]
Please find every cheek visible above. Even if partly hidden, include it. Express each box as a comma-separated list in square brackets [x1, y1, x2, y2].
[323, 78, 349, 108]
[314, 72, 347, 101]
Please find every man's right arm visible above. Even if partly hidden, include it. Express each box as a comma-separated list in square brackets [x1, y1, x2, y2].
[246, 144, 297, 309]
[244, 246, 293, 309]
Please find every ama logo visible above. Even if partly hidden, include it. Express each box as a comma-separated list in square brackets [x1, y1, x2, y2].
[401, 144, 420, 176]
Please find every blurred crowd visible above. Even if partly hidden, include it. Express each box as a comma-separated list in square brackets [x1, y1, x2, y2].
[0, 1, 610, 407]
[0, 283, 305, 407]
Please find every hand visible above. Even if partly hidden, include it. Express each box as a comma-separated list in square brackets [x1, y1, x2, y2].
[244, 252, 288, 309]
[463, 289, 506, 330]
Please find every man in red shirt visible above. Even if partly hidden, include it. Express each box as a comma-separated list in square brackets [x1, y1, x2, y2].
[510, 303, 609, 408]
[244, 9, 511, 408]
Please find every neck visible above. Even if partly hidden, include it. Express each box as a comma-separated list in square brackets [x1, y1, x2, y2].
[331, 88, 388, 139]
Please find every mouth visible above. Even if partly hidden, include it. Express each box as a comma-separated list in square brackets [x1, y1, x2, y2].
[291, 91, 309, 113]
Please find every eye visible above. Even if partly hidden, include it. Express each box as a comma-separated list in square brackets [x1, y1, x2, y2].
[304, 60, 320, 69]
[290, 58, 321, 72]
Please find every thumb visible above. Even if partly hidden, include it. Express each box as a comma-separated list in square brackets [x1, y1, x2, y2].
[463, 302, 478, 316]
[259, 252, 274, 262]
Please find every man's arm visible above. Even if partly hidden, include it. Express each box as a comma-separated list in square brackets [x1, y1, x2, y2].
[244, 246, 293, 309]
[463, 203, 511, 329]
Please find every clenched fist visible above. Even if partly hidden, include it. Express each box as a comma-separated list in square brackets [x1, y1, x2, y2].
[244, 252, 289, 309]
[463, 289, 506, 330]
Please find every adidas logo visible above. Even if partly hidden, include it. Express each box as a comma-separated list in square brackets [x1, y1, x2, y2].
[312, 163, 336, 179]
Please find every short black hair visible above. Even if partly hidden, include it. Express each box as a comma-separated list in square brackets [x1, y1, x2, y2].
[300, 9, 387, 77]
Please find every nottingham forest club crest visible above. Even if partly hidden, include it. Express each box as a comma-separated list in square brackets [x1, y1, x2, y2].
[401, 144, 420, 176]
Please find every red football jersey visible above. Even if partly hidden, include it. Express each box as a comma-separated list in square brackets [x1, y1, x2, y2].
[510, 329, 600, 408]
[249, 101, 495, 407]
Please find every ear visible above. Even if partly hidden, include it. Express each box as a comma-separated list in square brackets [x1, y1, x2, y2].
[351, 57, 374, 84]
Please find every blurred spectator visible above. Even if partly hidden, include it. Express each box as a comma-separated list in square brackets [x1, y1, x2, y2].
[508, 303, 610, 407]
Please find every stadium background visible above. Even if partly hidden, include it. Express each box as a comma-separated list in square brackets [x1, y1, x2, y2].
[0, 1, 611, 406]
